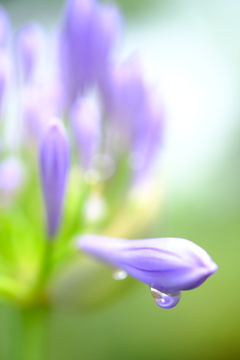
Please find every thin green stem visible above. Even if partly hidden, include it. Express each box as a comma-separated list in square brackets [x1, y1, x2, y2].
[9, 305, 50, 360]
[24, 240, 53, 306]
[34, 240, 53, 303]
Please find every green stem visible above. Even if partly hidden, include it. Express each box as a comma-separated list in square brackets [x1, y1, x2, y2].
[9, 305, 50, 360]
[37, 240, 53, 291]
[27, 240, 53, 305]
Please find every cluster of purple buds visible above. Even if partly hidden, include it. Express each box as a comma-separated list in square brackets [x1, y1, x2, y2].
[0, 0, 217, 309]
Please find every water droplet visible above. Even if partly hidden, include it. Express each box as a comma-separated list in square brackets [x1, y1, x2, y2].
[150, 287, 181, 309]
[112, 269, 128, 280]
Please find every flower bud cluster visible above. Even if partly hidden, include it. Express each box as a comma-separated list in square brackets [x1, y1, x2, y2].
[0, 0, 217, 309]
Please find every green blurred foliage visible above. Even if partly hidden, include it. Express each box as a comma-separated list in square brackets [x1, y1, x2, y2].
[100, 0, 161, 18]
[1, 181, 238, 360]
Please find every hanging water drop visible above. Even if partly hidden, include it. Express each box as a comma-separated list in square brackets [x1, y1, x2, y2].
[150, 287, 181, 309]
[112, 269, 128, 280]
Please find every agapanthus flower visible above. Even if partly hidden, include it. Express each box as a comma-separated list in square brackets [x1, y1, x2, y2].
[71, 97, 100, 169]
[59, 0, 122, 105]
[39, 119, 69, 238]
[16, 23, 45, 83]
[79, 235, 217, 309]
[0, 0, 217, 313]
[100, 55, 164, 180]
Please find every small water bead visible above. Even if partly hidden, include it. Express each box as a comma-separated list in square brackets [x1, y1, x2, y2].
[112, 269, 128, 280]
[150, 287, 181, 309]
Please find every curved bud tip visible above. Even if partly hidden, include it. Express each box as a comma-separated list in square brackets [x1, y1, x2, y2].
[78, 235, 218, 302]
[39, 118, 69, 239]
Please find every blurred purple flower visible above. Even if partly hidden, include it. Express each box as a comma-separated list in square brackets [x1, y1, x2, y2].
[0, 6, 10, 48]
[100, 55, 163, 178]
[39, 119, 69, 238]
[101, 56, 146, 125]
[79, 235, 217, 305]
[59, 0, 122, 105]
[71, 97, 100, 169]
[16, 23, 45, 83]
[22, 82, 63, 142]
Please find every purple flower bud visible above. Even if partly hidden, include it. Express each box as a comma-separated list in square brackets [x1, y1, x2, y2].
[71, 98, 100, 169]
[79, 235, 218, 298]
[22, 86, 47, 140]
[128, 91, 164, 179]
[101, 55, 163, 176]
[22, 83, 64, 142]
[0, 7, 10, 48]
[101, 55, 145, 127]
[59, 0, 121, 105]
[16, 23, 45, 82]
[39, 119, 69, 238]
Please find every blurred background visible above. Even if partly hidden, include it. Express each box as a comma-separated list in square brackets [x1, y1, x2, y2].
[0, 0, 240, 359]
